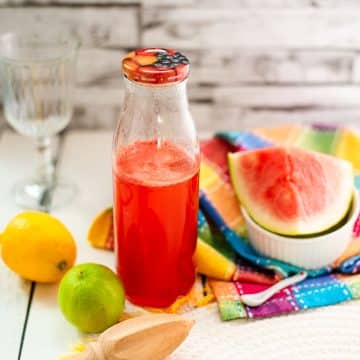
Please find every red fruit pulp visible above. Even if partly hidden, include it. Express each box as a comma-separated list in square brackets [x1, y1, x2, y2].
[113, 140, 199, 307]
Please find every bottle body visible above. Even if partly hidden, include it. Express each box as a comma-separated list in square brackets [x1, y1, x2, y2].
[113, 73, 200, 307]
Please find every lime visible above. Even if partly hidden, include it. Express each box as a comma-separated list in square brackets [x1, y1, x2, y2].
[58, 263, 125, 333]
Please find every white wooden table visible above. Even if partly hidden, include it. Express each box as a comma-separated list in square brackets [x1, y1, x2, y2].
[2, 130, 360, 360]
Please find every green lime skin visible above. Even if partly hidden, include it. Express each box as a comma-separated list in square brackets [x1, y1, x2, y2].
[58, 263, 125, 333]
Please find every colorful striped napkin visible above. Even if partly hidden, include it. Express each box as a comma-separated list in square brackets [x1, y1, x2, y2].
[89, 124, 360, 320]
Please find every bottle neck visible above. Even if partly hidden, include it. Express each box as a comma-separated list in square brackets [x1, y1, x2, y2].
[116, 76, 197, 158]
[123, 77, 189, 108]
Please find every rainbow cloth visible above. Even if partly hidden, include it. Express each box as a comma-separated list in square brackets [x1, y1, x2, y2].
[89, 124, 360, 320]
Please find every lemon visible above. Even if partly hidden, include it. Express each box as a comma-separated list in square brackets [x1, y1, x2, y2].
[87, 207, 114, 250]
[1, 211, 76, 283]
[58, 263, 125, 333]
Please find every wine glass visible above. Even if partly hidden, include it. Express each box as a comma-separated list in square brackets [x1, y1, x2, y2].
[0, 32, 80, 210]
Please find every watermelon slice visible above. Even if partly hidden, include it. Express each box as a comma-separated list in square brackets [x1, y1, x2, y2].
[228, 146, 354, 236]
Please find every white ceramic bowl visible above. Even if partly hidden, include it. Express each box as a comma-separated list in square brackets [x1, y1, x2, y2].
[241, 190, 359, 270]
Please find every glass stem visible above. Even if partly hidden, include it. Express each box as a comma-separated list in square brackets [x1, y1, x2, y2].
[35, 136, 55, 187]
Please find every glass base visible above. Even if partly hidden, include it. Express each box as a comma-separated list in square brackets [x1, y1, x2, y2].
[13, 178, 77, 211]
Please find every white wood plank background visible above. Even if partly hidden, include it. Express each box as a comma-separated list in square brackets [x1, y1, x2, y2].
[142, 8, 360, 50]
[2, 2, 360, 132]
[0, 8, 138, 48]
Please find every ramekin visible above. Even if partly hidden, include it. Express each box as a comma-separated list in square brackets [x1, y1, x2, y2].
[241, 189, 360, 270]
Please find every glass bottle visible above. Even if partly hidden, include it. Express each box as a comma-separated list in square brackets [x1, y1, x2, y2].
[112, 48, 200, 307]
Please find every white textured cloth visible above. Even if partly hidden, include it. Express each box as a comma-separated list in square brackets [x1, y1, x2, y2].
[170, 301, 360, 360]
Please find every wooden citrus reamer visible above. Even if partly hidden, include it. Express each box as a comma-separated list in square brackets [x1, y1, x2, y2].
[67, 314, 194, 360]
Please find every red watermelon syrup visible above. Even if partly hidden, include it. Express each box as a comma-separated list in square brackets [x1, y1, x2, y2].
[113, 48, 200, 307]
[113, 140, 199, 307]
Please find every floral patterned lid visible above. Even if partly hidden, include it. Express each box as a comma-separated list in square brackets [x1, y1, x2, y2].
[122, 48, 190, 85]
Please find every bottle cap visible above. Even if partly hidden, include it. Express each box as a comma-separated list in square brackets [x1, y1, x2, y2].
[122, 48, 190, 85]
